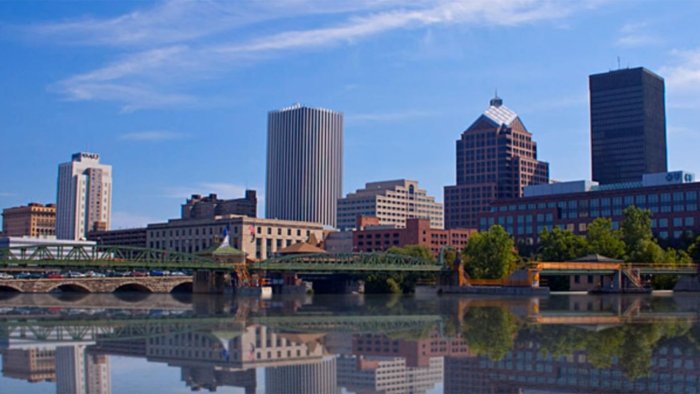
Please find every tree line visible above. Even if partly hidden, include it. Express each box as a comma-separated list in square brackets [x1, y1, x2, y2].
[369, 206, 700, 292]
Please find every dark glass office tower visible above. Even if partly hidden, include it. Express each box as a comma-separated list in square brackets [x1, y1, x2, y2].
[589, 67, 667, 184]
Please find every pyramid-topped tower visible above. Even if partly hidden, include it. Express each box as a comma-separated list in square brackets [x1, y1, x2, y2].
[444, 96, 549, 229]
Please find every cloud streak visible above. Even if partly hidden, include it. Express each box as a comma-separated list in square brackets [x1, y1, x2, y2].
[615, 22, 662, 48]
[660, 48, 700, 108]
[28, 0, 603, 111]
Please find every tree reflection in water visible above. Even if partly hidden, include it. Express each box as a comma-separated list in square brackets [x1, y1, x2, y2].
[2, 293, 700, 392]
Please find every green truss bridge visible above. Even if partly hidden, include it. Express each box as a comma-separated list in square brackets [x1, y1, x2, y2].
[0, 244, 442, 273]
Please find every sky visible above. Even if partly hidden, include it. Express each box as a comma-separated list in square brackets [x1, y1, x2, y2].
[1, 0, 700, 229]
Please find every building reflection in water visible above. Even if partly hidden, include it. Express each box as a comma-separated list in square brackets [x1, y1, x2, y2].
[2, 294, 700, 393]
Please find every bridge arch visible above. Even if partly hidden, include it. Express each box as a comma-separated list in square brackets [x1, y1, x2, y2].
[49, 283, 92, 293]
[114, 283, 153, 293]
[0, 284, 21, 293]
[170, 281, 193, 293]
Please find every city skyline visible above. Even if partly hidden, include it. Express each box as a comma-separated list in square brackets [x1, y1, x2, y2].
[1, 1, 700, 229]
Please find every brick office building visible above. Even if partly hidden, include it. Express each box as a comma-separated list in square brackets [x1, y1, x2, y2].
[444, 96, 549, 229]
[352, 216, 475, 257]
[480, 171, 700, 246]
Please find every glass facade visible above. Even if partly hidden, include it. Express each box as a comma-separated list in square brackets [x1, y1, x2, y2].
[481, 182, 700, 243]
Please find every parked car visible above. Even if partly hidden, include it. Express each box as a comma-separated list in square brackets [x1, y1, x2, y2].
[46, 273, 64, 279]
[130, 270, 148, 277]
[149, 270, 165, 277]
[0, 272, 14, 279]
[170, 271, 186, 277]
[86, 271, 106, 278]
[17, 272, 42, 279]
[66, 271, 86, 278]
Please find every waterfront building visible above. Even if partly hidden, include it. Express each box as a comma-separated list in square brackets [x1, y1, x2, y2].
[337, 354, 443, 394]
[444, 96, 549, 229]
[266, 104, 343, 228]
[265, 357, 338, 394]
[0, 236, 95, 255]
[352, 330, 470, 368]
[182, 191, 257, 220]
[56, 345, 109, 394]
[1, 203, 56, 237]
[322, 230, 353, 253]
[590, 67, 667, 184]
[0, 348, 56, 383]
[337, 179, 443, 230]
[146, 324, 327, 370]
[56, 153, 112, 240]
[181, 368, 256, 394]
[352, 216, 474, 257]
[88, 227, 147, 248]
[444, 338, 700, 394]
[146, 215, 324, 260]
[479, 170, 699, 245]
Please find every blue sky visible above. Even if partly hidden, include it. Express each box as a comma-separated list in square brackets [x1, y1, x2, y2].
[1, 0, 700, 229]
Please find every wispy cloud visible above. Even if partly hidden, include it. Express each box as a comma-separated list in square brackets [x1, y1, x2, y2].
[660, 48, 700, 108]
[27, 0, 603, 111]
[615, 22, 662, 48]
[119, 130, 188, 142]
[0, 192, 17, 197]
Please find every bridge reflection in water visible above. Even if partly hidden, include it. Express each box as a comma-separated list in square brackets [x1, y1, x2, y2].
[2, 294, 700, 393]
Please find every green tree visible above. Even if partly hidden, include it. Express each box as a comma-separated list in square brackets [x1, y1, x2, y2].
[688, 235, 700, 263]
[586, 217, 626, 259]
[387, 245, 434, 262]
[631, 239, 664, 264]
[621, 206, 653, 256]
[538, 227, 588, 261]
[441, 247, 458, 268]
[463, 225, 518, 279]
[461, 307, 519, 361]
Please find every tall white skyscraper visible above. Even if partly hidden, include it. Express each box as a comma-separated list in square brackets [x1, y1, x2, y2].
[266, 104, 343, 228]
[56, 152, 112, 240]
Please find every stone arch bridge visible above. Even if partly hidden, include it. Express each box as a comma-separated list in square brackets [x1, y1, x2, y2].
[0, 276, 193, 293]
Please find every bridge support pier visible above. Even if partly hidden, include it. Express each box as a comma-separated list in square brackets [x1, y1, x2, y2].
[193, 271, 232, 294]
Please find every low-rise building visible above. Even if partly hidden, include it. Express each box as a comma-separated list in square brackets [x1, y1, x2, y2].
[352, 216, 475, 257]
[0, 236, 95, 253]
[87, 227, 147, 248]
[480, 170, 700, 245]
[146, 215, 325, 260]
[181, 190, 257, 220]
[338, 179, 443, 230]
[2, 203, 56, 237]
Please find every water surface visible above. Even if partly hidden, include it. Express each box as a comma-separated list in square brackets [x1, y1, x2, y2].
[1, 292, 700, 393]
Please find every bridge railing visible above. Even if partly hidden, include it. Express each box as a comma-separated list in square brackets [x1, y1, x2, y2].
[253, 252, 442, 272]
[0, 244, 228, 270]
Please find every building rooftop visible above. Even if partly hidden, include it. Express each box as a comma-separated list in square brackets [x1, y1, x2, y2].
[483, 95, 518, 126]
[522, 171, 696, 198]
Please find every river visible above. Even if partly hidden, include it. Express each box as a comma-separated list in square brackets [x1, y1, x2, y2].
[1, 292, 699, 393]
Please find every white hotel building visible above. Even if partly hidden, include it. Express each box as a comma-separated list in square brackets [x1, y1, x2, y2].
[56, 153, 112, 240]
